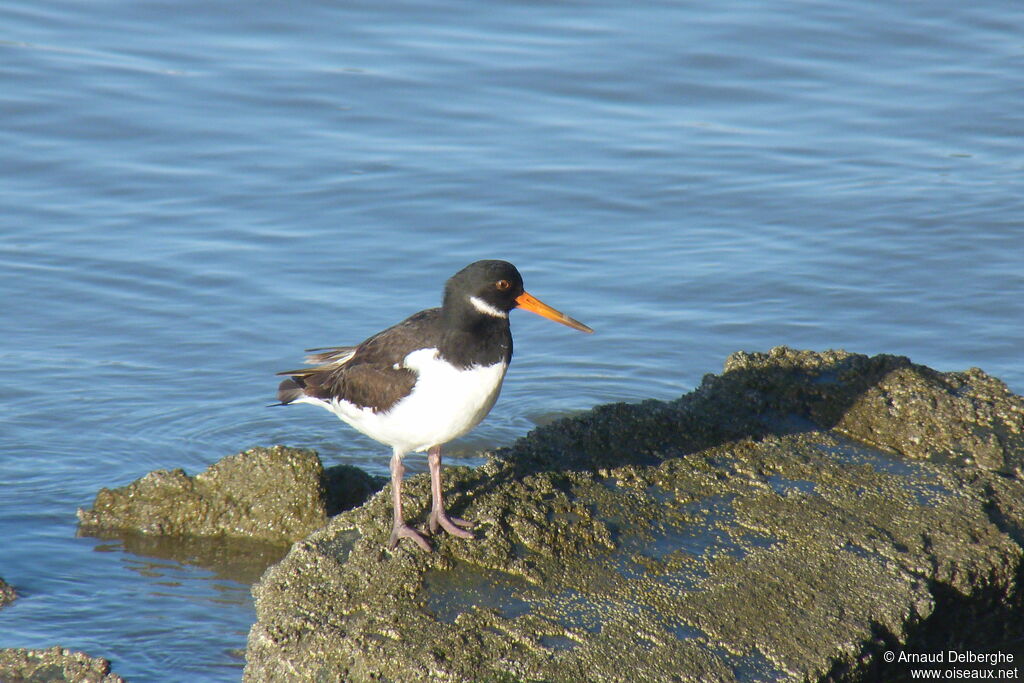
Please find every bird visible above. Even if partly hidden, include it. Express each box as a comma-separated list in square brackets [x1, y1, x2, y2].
[276, 260, 593, 551]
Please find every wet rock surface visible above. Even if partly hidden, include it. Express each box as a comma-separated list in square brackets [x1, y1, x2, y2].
[0, 646, 125, 683]
[77, 445, 384, 546]
[244, 348, 1024, 682]
[0, 577, 16, 608]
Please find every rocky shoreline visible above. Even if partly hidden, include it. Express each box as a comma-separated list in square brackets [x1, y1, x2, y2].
[242, 348, 1024, 681]
[6, 348, 1023, 681]
[0, 647, 126, 683]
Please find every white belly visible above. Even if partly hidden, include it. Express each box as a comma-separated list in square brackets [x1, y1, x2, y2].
[298, 348, 508, 455]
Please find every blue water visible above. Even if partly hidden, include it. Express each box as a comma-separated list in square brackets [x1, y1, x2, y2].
[2, 0, 1022, 679]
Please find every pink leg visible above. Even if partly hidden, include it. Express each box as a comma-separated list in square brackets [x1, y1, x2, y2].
[388, 451, 431, 552]
[427, 445, 475, 539]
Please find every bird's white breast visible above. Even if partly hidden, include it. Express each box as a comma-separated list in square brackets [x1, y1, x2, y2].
[301, 347, 508, 455]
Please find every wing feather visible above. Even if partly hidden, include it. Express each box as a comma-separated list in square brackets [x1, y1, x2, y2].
[276, 308, 442, 412]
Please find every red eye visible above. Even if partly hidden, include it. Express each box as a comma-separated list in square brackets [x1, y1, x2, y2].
[495, 279, 511, 291]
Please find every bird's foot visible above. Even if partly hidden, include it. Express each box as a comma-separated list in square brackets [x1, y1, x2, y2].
[389, 523, 432, 552]
[428, 509, 475, 539]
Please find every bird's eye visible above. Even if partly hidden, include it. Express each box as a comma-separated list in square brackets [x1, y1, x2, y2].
[495, 279, 511, 291]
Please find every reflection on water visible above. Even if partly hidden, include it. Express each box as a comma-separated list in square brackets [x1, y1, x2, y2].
[85, 530, 290, 587]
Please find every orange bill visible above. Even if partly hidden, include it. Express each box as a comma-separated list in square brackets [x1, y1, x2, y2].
[515, 291, 593, 333]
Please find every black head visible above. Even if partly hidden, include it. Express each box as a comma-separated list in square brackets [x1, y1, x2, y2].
[443, 260, 525, 318]
[442, 259, 593, 333]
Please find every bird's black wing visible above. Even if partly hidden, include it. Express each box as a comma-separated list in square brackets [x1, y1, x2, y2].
[277, 308, 442, 412]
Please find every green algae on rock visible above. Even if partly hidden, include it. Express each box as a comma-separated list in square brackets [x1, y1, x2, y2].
[0, 646, 126, 683]
[244, 348, 1024, 682]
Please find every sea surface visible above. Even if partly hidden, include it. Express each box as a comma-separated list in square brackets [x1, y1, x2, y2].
[1, 0, 1022, 679]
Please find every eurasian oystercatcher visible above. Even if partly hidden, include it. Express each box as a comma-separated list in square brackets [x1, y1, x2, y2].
[277, 260, 592, 551]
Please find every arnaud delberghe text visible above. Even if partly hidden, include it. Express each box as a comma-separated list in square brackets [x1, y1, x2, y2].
[899, 651, 1015, 666]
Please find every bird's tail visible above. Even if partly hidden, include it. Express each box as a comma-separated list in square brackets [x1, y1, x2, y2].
[274, 345, 351, 407]
[275, 377, 307, 405]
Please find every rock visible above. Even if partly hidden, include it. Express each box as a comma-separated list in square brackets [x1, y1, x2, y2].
[323, 463, 388, 516]
[0, 577, 15, 608]
[77, 445, 384, 546]
[244, 348, 1024, 681]
[0, 646, 125, 682]
[721, 348, 1024, 473]
[514, 347, 1024, 475]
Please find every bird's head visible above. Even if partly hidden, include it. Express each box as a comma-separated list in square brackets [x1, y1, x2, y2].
[444, 260, 592, 333]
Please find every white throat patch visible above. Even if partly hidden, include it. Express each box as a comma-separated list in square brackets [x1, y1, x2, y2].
[469, 296, 508, 319]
